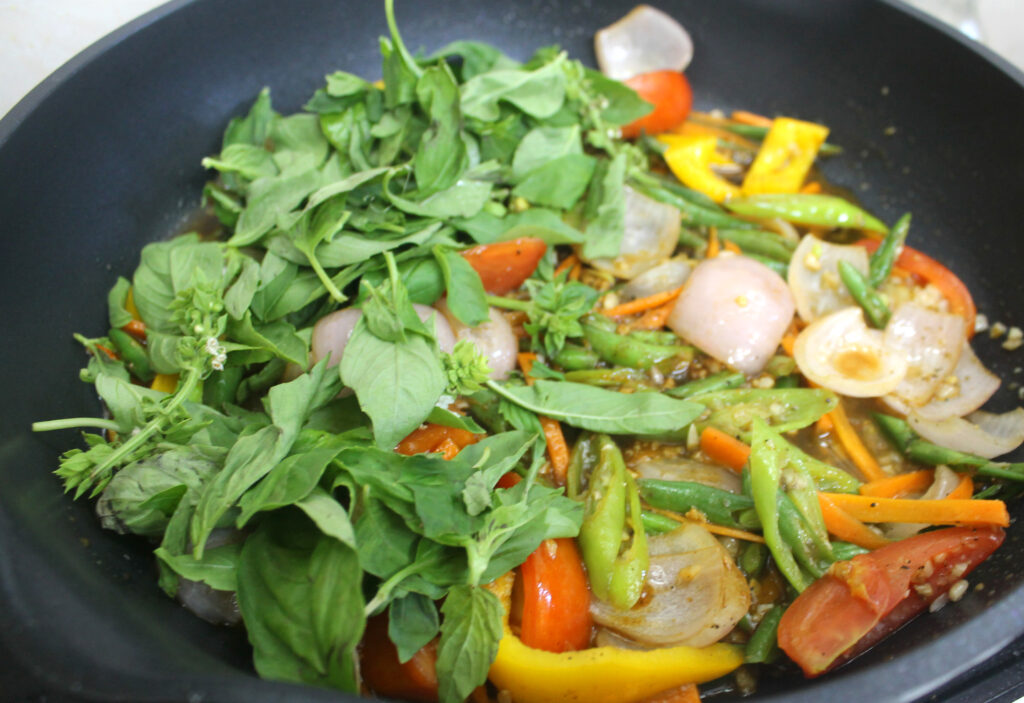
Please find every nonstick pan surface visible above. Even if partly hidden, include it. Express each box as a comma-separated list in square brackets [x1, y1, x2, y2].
[2, 1, 1024, 701]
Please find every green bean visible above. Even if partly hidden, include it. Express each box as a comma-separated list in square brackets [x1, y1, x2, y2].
[972, 484, 1002, 500]
[737, 507, 762, 530]
[873, 412, 916, 450]
[773, 374, 801, 388]
[838, 260, 891, 328]
[641, 509, 681, 535]
[716, 229, 796, 263]
[678, 227, 708, 251]
[745, 605, 784, 664]
[107, 328, 155, 383]
[552, 344, 600, 371]
[564, 367, 656, 389]
[726, 194, 888, 233]
[202, 365, 243, 411]
[632, 181, 760, 230]
[578, 435, 649, 609]
[831, 541, 870, 561]
[666, 371, 745, 399]
[582, 315, 694, 369]
[744, 253, 789, 277]
[722, 123, 843, 156]
[868, 212, 911, 287]
[631, 169, 725, 212]
[739, 541, 767, 579]
[638, 478, 755, 528]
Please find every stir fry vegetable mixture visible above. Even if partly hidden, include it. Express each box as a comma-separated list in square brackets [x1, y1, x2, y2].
[36, 2, 1024, 701]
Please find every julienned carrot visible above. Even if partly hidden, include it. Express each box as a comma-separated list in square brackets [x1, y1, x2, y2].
[780, 332, 797, 357]
[569, 260, 583, 282]
[700, 427, 751, 472]
[946, 473, 974, 500]
[640, 683, 702, 703]
[517, 352, 537, 379]
[722, 239, 742, 255]
[554, 254, 579, 277]
[859, 469, 934, 499]
[630, 302, 676, 331]
[730, 110, 773, 128]
[817, 493, 889, 550]
[814, 413, 834, 435]
[706, 229, 721, 258]
[818, 492, 1009, 527]
[828, 402, 886, 482]
[603, 286, 684, 318]
[122, 318, 147, 340]
[540, 416, 570, 486]
[648, 506, 765, 544]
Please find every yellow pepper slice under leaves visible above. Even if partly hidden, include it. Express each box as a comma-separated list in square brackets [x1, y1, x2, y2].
[660, 134, 741, 203]
[742, 117, 829, 195]
[485, 573, 744, 703]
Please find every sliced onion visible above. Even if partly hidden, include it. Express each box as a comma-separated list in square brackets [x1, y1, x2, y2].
[590, 523, 749, 647]
[788, 235, 870, 323]
[178, 579, 241, 626]
[594, 5, 694, 81]
[668, 255, 795, 375]
[793, 307, 907, 397]
[312, 304, 455, 367]
[437, 303, 518, 380]
[910, 344, 1001, 421]
[632, 456, 741, 494]
[620, 257, 692, 301]
[883, 303, 966, 407]
[884, 465, 961, 541]
[584, 186, 680, 280]
[908, 407, 1024, 459]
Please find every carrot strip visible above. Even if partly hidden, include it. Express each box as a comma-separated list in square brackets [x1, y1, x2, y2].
[699, 427, 750, 472]
[649, 506, 765, 543]
[859, 469, 934, 499]
[946, 473, 974, 500]
[817, 493, 890, 550]
[722, 239, 742, 255]
[603, 286, 684, 318]
[96, 344, 119, 361]
[554, 254, 579, 278]
[800, 181, 822, 194]
[540, 416, 570, 486]
[517, 352, 537, 379]
[640, 683, 702, 703]
[827, 402, 886, 482]
[731, 110, 773, 128]
[706, 228, 721, 258]
[814, 413, 834, 435]
[569, 260, 583, 281]
[122, 318, 147, 341]
[629, 301, 676, 331]
[780, 332, 797, 357]
[818, 492, 1009, 527]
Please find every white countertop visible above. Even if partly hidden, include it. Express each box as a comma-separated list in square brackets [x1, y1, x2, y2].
[1, 0, 1022, 120]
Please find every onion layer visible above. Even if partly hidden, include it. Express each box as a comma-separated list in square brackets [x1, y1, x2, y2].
[595, 5, 694, 81]
[632, 456, 742, 494]
[908, 407, 1024, 460]
[311, 304, 455, 367]
[883, 303, 965, 407]
[620, 258, 692, 301]
[909, 344, 1000, 421]
[788, 235, 870, 323]
[437, 303, 518, 380]
[584, 186, 680, 280]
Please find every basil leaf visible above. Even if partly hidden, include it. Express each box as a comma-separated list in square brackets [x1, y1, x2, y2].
[389, 592, 440, 663]
[223, 257, 261, 320]
[229, 169, 320, 247]
[582, 152, 627, 259]
[415, 63, 468, 196]
[354, 497, 419, 579]
[384, 165, 495, 219]
[202, 143, 278, 182]
[487, 379, 704, 435]
[227, 313, 307, 367]
[236, 511, 364, 692]
[295, 486, 357, 548]
[460, 55, 568, 122]
[512, 153, 596, 210]
[235, 445, 341, 526]
[511, 125, 583, 177]
[454, 208, 585, 245]
[106, 277, 134, 329]
[435, 585, 503, 703]
[154, 542, 240, 592]
[426, 406, 485, 435]
[341, 317, 446, 449]
[583, 68, 652, 126]
[223, 87, 276, 149]
[429, 40, 520, 81]
[433, 246, 489, 326]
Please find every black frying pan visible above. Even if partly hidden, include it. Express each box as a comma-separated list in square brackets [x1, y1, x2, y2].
[2, 1, 1024, 701]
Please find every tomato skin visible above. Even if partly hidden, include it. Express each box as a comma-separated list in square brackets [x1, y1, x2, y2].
[460, 238, 547, 295]
[360, 614, 439, 702]
[778, 526, 1005, 676]
[620, 71, 693, 139]
[519, 538, 593, 653]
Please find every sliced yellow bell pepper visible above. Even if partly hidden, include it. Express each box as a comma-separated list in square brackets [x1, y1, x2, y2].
[742, 117, 829, 195]
[485, 573, 744, 703]
[659, 134, 742, 204]
[150, 373, 179, 393]
[125, 287, 141, 320]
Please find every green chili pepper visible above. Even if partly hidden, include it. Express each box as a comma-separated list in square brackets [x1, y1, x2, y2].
[638, 478, 755, 528]
[695, 388, 838, 442]
[666, 371, 745, 399]
[564, 367, 656, 390]
[780, 472, 834, 564]
[716, 229, 796, 263]
[578, 435, 649, 609]
[678, 228, 708, 252]
[744, 253, 789, 278]
[868, 213, 911, 287]
[552, 344, 600, 371]
[745, 605, 784, 664]
[726, 194, 888, 233]
[107, 328, 155, 383]
[627, 329, 680, 347]
[722, 123, 843, 156]
[831, 541, 870, 561]
[739, 541, 767, 579]
[202, 365, 243, 411]
[566, 432, 596, 500]
[873, 413, 1024, 483]
[838, 260, 891, 328]
[641, 509, 681, 535]
[582, 315, 694, 369]
[777, 493, 829, 579]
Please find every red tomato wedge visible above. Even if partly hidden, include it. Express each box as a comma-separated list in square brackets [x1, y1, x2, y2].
[620, 70, 693, 139]
[778, 526, 1004, 676]
[460, 238, 547, 295]
[395, 423, 480, 457]
[519, 538, 593, 653]
[360, 614, 439, 702]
